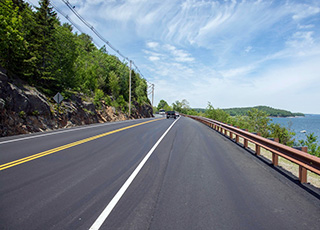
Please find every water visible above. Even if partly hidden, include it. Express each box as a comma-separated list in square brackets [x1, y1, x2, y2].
[271, 114, 320, 144]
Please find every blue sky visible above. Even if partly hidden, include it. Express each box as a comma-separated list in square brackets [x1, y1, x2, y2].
[29, 0, 320, 114]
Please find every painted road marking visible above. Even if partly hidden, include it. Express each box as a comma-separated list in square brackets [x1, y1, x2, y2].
[0, 118, 146, 145]
[0, 118, 163, 171]
[89, 117, 180, 230]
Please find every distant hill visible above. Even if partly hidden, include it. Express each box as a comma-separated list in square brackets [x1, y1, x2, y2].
[192, 106, 304, 117]
[223, 106, 304, 117]
[193, 108, 207, 113]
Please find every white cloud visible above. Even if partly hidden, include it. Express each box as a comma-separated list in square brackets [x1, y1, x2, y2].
[245, 46, 253, 53]
[298, 24, 315, 29]
[292, 5, 320, 20]
[47, 0, 320, 113]
[146, 42, 159, 49]
[220, 65, 256, 79]
[149, 56, 160, 61]
[286, 31, 314, 48]
[163, 44, 195, 62]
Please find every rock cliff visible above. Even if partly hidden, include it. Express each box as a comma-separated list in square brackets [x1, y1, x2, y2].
[0, 68, 153, 137]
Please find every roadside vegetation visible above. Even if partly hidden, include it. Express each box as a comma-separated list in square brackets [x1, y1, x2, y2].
[156, 99, 320, 157]
[0, 0, 150, 112]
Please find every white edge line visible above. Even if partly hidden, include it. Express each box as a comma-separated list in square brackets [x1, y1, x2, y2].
[89, 117, 180, 230]
[0, 118, 151, 145]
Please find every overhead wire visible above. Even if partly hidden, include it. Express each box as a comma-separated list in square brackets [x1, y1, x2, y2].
[24, 0, 100, 47]
[61, 0, 129, 61]
[25, 0, 154, 94]
[60, 0, 153, 86]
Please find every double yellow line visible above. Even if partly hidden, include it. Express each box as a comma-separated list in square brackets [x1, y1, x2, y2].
[0, 118, 163, 171]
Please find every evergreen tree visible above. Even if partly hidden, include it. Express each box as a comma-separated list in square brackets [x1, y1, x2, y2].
[53, 23, 78, 91]
[0, 0, 27, 74]
[30, 0, 58, 91]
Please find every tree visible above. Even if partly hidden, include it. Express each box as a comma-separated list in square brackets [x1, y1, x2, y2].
[135, 78, 148, 105]
[269, 123, 295, 146]
[52, 23, 78, 91]
[157, 100, 169, 110]
[30, 0, 58, 91]
[172, 99, 190, 113]
[247, 108, 270, 137]
[205, 102, 229, 123]
[299, 133, 320, 157]
[0, 0, 27, 74]
[109, 71, 120, 98]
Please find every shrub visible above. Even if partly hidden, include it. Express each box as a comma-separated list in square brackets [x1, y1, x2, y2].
[19, 111, 26, 118]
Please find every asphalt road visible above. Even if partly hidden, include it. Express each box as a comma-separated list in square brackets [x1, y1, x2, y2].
[0, 116, 319, 230]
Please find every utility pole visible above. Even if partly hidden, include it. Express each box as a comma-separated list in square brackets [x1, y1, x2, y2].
[129, 60, 132, 117]
[152, 84, 154, 108]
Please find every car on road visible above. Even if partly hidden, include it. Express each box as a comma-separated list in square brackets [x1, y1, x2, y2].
[166, 111, 177, 119]
[159, 109, 165, 115]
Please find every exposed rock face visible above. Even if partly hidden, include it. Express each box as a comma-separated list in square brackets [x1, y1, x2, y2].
[0, 69, 153, 137]
[131, 101, 153, 119]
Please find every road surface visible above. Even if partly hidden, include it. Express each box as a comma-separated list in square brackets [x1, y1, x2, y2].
[0, 116, 319, 229]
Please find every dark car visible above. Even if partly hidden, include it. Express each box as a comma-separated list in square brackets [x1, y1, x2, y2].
[166, 111, 176, 119]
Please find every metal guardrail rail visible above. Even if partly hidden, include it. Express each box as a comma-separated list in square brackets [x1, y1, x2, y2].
[184, 115, 320, 183]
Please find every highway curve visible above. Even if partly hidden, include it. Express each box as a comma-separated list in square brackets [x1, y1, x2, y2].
[0, 116, 319, 230]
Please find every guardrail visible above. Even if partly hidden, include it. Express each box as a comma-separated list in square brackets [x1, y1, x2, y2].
[184, 115, 320, 184]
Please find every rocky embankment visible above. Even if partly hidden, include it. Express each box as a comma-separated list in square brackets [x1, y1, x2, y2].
[0, 68, 153, 137]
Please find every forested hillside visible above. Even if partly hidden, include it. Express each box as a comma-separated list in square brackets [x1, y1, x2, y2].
[192, 106, 304, 117]
[0, 0, 149, 112]
[223, 106, 304, 117]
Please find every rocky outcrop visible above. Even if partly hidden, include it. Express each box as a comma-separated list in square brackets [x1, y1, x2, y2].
[0, 68, 153, 137]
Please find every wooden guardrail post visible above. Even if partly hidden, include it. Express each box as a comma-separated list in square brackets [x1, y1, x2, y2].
[272, 138, 279, 166]
[244, 129, 248, 148]
[299, 147, 308, 183]
[235, 127, 239, 143]
[255, 133, 261, 155]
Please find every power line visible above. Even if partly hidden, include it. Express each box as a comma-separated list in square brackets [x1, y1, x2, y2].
[61, 0, 129, 61]
[25, 0, 154, 96]
[60, 0, 153, 86]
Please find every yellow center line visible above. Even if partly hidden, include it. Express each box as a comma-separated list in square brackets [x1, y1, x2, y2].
[0, 118, 164, 171]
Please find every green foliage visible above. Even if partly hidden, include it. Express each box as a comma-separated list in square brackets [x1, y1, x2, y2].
[109, 71, 120, 98]
[156, 99, 172, 112]
[193, 108, 206, 113]
[32, 110, 39, 116]
[157, 99, 169, 110]
[172, 99, 190, 114]
[269, 123, 295, 146]
[0, 0, 27, 74]
[0, 0, 150, 112]
[229, 115, 250, 130]
[104, 95, 112, 106]
[247, 108, 270, 137]
[204, 106, 296, 146]
[223, 106, 304, 117]
[135, 78, 148, 105]
[116, 95, 127, 112]
[52, 24, 78, 91]
[94, 89, 104, 107]
[205, 102, 230, 123]
[30, 0, 59, 91]
[19, 110, 26, 118]
[186, 109, 199, 116]
[299, 133, 320, 157]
